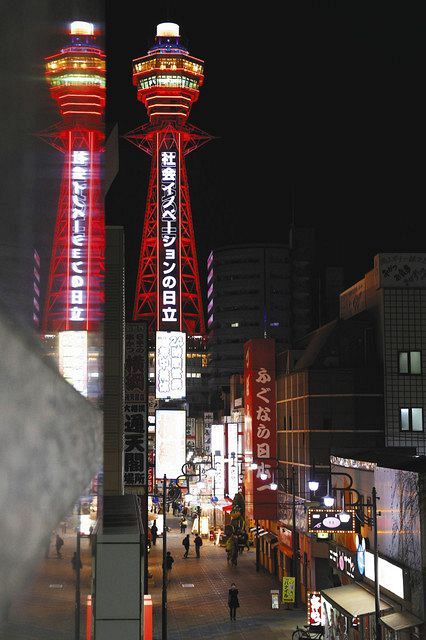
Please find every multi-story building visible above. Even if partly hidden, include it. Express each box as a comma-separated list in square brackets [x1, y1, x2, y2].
[274, 252, 426, 605]
[206, 227, 315, 396]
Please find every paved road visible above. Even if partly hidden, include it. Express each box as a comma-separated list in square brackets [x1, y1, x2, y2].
[0, 526, 91, 640]
[149, 515, 306, 640]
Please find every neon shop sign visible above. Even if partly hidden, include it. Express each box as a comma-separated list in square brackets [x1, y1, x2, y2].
[160, 149, 179, 327]
[70, 150, 89, 322]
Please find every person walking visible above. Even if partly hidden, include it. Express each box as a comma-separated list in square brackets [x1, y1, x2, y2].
[180, 516, 187, 533]
[225, 535, 233, 563]
[182, 534, 190, 558]
[228, 582, 240, 620]
[150, 521, 158, 546]
[163, 551, 174, 584]
[55, 533, 64, 559]
[71, 551, 82, 574]
[230, 534, 239, 566]
[194, 533, 203, 558]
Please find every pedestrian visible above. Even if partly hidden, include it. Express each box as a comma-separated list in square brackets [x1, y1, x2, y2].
[194, 533, 203, 558]
[228, 582, 240, 620]
[71, 552, 82, 574]
[163, 551, 174, 584]
[151, 521, 158, 546]
[241, 530, 250, 551]
[182, 505, 188, 517]
[230, 534, 239, 566]
[225, 535, 233, 563]
[180, 516, 188, 533]
[237, 531, 245, 555]
[55, 533, 64, 559]
[182, 534, 190, 558]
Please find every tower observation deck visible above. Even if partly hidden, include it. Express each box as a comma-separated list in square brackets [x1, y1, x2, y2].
[126, 23, 212, 336]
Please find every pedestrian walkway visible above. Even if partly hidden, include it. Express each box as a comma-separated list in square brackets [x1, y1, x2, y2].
[0, 523, 92, 640]
[148, 515, 307, 640]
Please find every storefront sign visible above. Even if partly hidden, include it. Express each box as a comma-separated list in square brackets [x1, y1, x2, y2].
[282, 577, 296, 603]
[227, 422, 239, 499]
[243, 339, 277, 520]
[329, 545, 359, 580]
[124, 323, 148, 488]
[271, 590, 280, 609]
[308, 508, 355, 533]
[211, 424, 225, 499]
[364, 551, 405, 599]
[307, 591, 322, 626]
[203, 412, 213, 453]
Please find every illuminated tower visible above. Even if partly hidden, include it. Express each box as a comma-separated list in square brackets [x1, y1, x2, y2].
[39, 21, 105, 397]
[126, 23, 211, 336]
[41, 21, 105, 335]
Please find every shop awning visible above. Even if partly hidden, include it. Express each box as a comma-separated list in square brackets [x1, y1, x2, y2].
[381, 612, 423, 631]
[321, 584, 393, 618]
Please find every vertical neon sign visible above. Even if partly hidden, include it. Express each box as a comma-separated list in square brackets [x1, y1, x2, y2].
[158, 139, 181, 331]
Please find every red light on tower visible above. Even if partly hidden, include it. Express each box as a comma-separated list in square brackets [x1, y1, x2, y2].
[40, 21, 105, 334]
[126, 22, 212, 336]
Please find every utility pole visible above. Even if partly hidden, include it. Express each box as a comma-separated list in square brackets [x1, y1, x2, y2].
[162, 474, 167, 640]
[255, 519, 260, 572]
[74, 499, 81, 640]
[291, 466, 299, 608]
[372, 487, 381, 640]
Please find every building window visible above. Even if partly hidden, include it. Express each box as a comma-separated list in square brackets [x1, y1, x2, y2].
[399, 351, 422, 374]
[400, 407, 423, 432]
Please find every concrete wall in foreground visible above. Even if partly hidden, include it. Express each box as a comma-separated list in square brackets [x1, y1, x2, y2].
[0, 303, 103, 610]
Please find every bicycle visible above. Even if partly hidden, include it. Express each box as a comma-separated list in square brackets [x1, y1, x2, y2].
[292, 624, 324, 640]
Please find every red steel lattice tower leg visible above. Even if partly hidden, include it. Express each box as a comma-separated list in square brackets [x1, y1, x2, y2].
[126, 22, 212, 336]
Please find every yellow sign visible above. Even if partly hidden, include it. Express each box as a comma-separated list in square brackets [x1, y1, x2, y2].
[282, 577, 296, 603]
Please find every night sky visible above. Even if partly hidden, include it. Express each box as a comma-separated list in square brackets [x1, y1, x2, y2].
[104, 1, 425, 318]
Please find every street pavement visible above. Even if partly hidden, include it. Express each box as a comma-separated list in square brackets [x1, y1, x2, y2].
[149, 514, 307, 640]
[0, 525, 92, 640]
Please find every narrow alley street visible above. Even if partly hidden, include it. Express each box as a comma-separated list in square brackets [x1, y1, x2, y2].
[149, 515, 306, 640]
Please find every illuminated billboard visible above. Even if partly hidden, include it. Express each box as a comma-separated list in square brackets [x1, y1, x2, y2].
[227, 422, 239, 499]
[243, 339, 277, 520]
[308, 508, 356, 533]
[58, 330, 88, 396]
[158, 143, 181, 331]
[211, 423, 224, 499]
[155, 331, 186, 399]
[155, 409, 186, 480]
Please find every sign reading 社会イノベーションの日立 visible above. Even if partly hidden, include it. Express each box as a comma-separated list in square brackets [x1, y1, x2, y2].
[158, 142, 181, 331]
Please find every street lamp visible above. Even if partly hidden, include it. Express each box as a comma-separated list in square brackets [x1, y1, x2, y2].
[309, 463, 382, 640]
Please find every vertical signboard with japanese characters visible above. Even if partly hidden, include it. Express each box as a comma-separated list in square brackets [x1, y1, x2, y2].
[244, 339, 277, 520]
[69, 148, 90, 327]
[211, 424, 225, 499]
[203, 412, 213, 453]
[158, 137, 181, 332]
[155, 330, 186, 399]
[124, 322, 148, 490]
[227, 422, 239, 499]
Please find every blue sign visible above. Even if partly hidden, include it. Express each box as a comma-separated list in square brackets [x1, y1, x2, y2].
[152, 496, 159, 504]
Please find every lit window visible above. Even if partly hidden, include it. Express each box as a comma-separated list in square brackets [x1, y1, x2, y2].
[231, 322, 239, 328]
[400, 407, 423, 432]
[399, 351, 422, 374]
